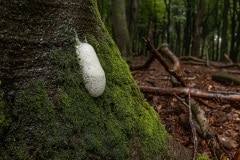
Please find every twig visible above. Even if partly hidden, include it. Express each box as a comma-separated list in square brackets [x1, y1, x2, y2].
[174, 94, 198, 160]
[188, 94, 198, 160]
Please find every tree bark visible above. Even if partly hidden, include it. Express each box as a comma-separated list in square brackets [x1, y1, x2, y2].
[220, 0, 229, 62]
[0, 0, 195, 159]
[112, 0, 132, 59]
[229, 0, 237, 63]
[127, 0, 138, 50]
[182, 0, 193, 56]
[191, 0, 205, 57]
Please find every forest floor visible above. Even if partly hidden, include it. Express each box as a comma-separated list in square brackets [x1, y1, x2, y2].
[131, 56, 240, 160]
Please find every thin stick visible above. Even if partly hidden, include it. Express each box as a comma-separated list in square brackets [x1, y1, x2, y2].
[188, 93, 198, 160]
[174, 94, 198, 160]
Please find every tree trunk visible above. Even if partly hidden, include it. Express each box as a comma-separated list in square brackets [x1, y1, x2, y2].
[163, 0, 171, 43]
[220, 0, 229, 62]
[182, 0, 193, 56]
[191, 0, 204, 57]
[229, 0, 237, 62]
[126, 0, 138, 53]
[232, 0, 240, 63]
[112, 0, 132, 59]
[175, 22, 181, 56]
[0, 0, 195, 159]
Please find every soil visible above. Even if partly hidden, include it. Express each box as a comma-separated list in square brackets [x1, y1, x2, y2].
[131, 56, 240, 160]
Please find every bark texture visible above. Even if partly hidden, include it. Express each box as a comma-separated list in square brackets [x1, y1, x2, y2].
[112, 0, 132, 59]
[0, 0, 204, 159]
[0, 0, 169, 159]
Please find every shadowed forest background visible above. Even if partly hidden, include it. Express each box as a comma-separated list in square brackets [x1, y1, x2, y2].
[98, 0, 240, 62]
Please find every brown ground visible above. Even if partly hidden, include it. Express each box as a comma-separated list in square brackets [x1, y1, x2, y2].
[131, 56, 240, 160]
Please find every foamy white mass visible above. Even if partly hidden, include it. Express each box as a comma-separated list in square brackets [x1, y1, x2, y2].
[75, 36, 106, 97]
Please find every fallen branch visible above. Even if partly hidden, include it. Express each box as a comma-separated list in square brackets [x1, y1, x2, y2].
[143, 38, 187, 87]
[175, 94, 198, 160]
[160, 43, 181, 86]
[139, 86, 240, 102]
[160, 43, 180, 71]
[212, 72, 240, 85]
[180, 56, 240, 68]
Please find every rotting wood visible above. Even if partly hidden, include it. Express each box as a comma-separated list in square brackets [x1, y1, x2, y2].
[139, 86, 240, 102]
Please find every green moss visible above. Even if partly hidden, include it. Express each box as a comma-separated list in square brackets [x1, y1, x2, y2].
[197, 154, 212, 160]
[0, 38, 169, 160]
[0, 81, 8, 135]
[1, 13, 169, 160]
[52, 33, 169, 159]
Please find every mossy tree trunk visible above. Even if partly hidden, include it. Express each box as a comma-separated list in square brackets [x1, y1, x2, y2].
[0, 0, 195, 159]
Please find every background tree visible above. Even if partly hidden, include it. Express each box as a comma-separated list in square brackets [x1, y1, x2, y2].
[112, 0, 132, 59]
[182, 0, 194, 56]
[0, 0, 198, 159]
[220, 0, 229, 61]
[191, 0, 205, 57]
[126, 0, 138, 52]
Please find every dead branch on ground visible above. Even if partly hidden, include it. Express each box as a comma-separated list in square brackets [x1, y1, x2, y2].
[212, 72, 240, 85]
[175, 94, 198, 160]
[139, 86, 240, 102]
[180, 56, 240, 68]
[143, 37, 187, 87]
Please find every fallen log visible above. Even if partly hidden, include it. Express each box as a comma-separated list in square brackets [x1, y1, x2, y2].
[139, 86, 240, 102]
[212, 72, 240, 85]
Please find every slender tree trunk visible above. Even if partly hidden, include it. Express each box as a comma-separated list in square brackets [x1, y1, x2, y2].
[112, 0, 132, 59]
[163, 0, 171, 43]
[127, 0, 138, 53]
[175, 22, 181, 56]
[235, 2, 240, 62]
[220, 0, 229, 62]
[191, 0, 205, 57]
[183, 0, 193, 56]
[230, 0, 238, 62]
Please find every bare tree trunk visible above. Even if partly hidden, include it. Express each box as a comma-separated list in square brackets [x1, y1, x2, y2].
[127, 0, 138, 52]
[191, 0, 204, 57]
[229, 0, 237, 62]
[112, 0, 132, 59]
[183, 0, 193, 56]
[220, 0, 229, 62]
[163, 0, 171, 43]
